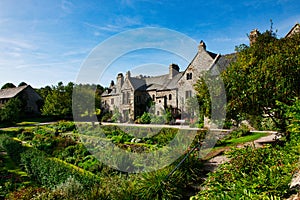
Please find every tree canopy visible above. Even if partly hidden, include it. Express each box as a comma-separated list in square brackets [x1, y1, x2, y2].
[195, 29, 300, 131]
[222, 30, 300, 130]
[1, 83, 16, 89]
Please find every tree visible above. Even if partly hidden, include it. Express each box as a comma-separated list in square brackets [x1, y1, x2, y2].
[18, 82, 28, 87]
[0, 97, 22, 123]
[72, 84, 102, 120]
[41, 82, 73, 116]
[1, 83, 16, 89]
[222, 30, 300, 131]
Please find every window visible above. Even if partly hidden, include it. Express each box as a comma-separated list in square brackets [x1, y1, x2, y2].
[157, 111, 160, 115]
[111, 98, 114, 105]
[159, 100, 161, 103]
[186, 73, 192, 80]
[123, 92, 130, 104]
[169, 94, 172, 100]
[185, 90, 192, 99]
[136, 96, 141, 103]
[152, 95, 155, 101]
[126, 92, 130, 104]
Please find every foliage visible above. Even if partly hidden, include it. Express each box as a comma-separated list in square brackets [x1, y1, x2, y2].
[72, 84, 102, 120]
[222, 31, 300, 131]
[0, 97, 22, 123]
[41, 82, 74, 116]
[18, 82, 28, 87]
[193, 141, 299, 199]
[20, 148, 100, 189]
[192, 99, 300, 199]
[111, 106, 122, 122]
[1, 82, 16, 89]
[0, 135, 25, 164]
[138, 112, 151, 124]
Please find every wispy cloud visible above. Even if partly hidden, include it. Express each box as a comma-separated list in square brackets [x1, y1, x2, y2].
[212, 37, 248, 43]
[84, 16, 142, 33]
[0, 37, 36, 50]
[14, 59, 82, 69]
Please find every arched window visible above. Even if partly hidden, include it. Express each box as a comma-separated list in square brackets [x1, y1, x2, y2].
[169, 94, 172, 100]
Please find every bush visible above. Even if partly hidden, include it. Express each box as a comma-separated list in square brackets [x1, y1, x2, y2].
[0, 135, 24, 163]
[192, 136, 300, 199]
[20, 149, 100, 189]
[139, 112, 151, 124]
[18, 130, 34, 141]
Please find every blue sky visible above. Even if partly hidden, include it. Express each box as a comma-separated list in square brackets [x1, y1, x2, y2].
[0, 0, 299, 88]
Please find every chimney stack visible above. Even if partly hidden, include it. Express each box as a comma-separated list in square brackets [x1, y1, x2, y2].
[169, 63, 180, 79]
[198, 40, 206, 51]
[249, 29, 260, 45]
[116, 73, 124, 93]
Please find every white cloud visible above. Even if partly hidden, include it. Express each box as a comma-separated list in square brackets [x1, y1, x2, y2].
[84, 16, 142, 33]
[0, 37, 36, 50]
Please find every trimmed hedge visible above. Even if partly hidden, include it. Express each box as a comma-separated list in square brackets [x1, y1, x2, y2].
[0, 135, 25, 164]
[20, 148, 100, 188]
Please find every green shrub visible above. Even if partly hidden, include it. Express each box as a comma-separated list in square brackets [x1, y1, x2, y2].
[137, 168, 184, 199]
[0, 135, 24, 163]
[18, 130, 34, 141]
[192, 141, 299, 199]
[140, 112, 151, 124]
[52, 121, 76, 133]
[20, 149, 100, 189]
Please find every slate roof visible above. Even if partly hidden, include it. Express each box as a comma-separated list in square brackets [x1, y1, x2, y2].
[102, 48, 235, 96]
[213, 53, 237, 72]
[0, 85, 28, 99]
[131, 72, 183, 91]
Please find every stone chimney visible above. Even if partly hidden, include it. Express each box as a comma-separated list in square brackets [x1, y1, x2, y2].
[249, 29, 260, 46]
[110, 80, 115, 88]
[169, 63, 180, 79]
[116, 73, 124, 93]
[198, 40, 206, 51]
[126, 71, 131, 78]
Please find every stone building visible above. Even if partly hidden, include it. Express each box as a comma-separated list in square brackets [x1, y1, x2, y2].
[0, 85, 42, 115]
[102, 41, 233, 122]
[286, 23, 300, 38]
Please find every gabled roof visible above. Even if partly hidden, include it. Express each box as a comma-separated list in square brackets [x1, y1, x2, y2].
[0, 85, 29, 99]
[128, 77, 146, 90]
[285, 23, 300, 38]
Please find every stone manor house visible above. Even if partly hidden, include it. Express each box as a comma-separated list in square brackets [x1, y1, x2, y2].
[101, 23, 300, 122]
[101, 41, 234, 122]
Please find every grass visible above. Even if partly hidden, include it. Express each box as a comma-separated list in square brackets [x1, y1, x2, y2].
[204, 132, 270, 160]
[220, 132, 269, 147]
[16, 121, 39, 126]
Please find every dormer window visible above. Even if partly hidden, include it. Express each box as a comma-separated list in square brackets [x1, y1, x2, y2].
[187, 73, 192, 80]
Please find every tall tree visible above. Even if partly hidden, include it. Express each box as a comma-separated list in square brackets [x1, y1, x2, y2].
[41, 82, 73, 116]
[0, 98, 22, 122]
[18, 82, 28, 87]
[1, 83, 16, 89]
[222, 30, 300, 130]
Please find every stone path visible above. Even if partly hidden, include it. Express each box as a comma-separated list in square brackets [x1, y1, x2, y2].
[203, 132, 278, 173]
